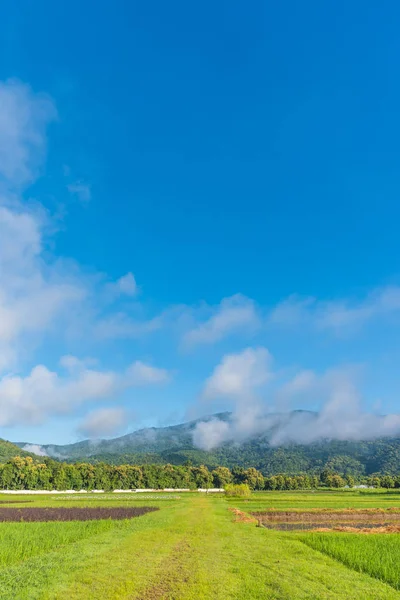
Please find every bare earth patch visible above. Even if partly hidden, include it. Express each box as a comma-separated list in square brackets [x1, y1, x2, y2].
[252, 509, 400, 532]
[252, 510, 400, 523]
[228, 507, 258, 524]
[313, 525, 400, 534]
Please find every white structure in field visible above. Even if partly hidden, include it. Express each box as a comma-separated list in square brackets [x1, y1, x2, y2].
[0, 488, 225, 494]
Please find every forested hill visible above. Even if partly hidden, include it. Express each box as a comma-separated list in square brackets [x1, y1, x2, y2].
[14, 412, 400, 476]
[0, 439, 33, 462]
[17, 412, 232, 461]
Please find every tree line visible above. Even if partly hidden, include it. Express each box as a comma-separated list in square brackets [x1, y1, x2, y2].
[0, 456, 399, 491]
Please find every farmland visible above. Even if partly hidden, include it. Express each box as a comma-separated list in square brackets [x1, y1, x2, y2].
[0, 490, 400, 598]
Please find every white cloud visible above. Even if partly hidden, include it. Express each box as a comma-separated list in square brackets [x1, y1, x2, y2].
[126, 360, 170, 385]
[203, 347, 272, 399]
[193, 419, 230, 450]
[4, 76, 400, 448]
[59, 355, 88, 371]
[183, 294, 260, 347]
[96, 294, 258, 344]
[77, 408, 127, 438]
[0, 357, 170, 427]
[0, 364, 116, 426]
[0, 203, 86, 371]
[193, 408, 264, 451]
[193, 362, 400, 451]
[317, 287, 400, 331]
[0, 78, 56, 188]
[0, 80, 87, 372]
[113, 272, 138, 297]
[266, 368, 400, 446]
[22, 444, 48, 457]
[94, 312, 164, 339]
[0, 77, 173, 377]
[269, 286, 400, 334]
[67, 182, 91, 203]
[269, 295, 314, 327]
[193, 347, 273, 450]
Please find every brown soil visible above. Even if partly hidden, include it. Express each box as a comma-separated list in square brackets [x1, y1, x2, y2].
[0, 500, 33, 504]
[252, 510, 400, 523]
[228, 507, 258, 524]
[253, 509, 400, 533]
[313, 525, 400, 534]
[255, 507, 400, 514]
[0, 506, 158, 522]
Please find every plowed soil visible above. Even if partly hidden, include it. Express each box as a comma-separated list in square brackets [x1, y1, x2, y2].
[0, 506, 158, 522]
[252, 510, 400, 523]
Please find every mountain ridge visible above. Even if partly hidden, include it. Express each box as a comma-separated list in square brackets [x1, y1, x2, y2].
[13, 410, 400, 476]
[16, 412, 233, 459]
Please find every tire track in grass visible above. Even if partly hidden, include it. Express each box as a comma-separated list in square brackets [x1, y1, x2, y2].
[5, 496, 400, 600]
[46, 500, 192, 599]
[138, 538, 192, 600]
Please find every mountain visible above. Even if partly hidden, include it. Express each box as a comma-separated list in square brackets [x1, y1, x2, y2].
[0, 439, 35, 462]
[15, 411, 400, 476]
[17, 412, 232, 461]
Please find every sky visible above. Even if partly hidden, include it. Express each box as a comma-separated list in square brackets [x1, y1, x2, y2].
[1, 1, 400, 445]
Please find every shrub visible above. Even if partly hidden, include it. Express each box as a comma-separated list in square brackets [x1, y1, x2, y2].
[224, 483, 251, 497]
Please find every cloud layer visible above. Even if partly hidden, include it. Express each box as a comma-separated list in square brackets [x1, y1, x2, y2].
[2, 76, 400, 446]
[193, 350, 400, 451]
[0, 78, 56, 187]
[269, 286, 400, 333]
[0, 357, 169, 427]
[77, 407, 128, 438]
[183, 294, 260, 347]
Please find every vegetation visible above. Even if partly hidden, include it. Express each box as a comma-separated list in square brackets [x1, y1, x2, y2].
[0, 439, 33, 462]
[2, 456, 400, 492]
[224, 483, 251, 497]
[0, 491, 399, 598]
[17, 413, 400, 477]
[0, 506, 158, 522]
[301, 532, 400, 590]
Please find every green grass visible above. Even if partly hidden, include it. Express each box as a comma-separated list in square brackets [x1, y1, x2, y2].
[0, 519, 133, 568]
[230, 489, 400, 511]
[300, 532, 400, 591]
[0, 491, 399, 599]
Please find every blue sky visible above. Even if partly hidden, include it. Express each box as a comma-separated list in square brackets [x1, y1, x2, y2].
[1, 1, 400, 445]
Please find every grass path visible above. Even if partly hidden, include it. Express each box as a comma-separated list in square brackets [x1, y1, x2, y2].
[0, 496, 399, 599]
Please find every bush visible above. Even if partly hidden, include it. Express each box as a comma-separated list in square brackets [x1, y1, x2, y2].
[224, 483, 251, 497]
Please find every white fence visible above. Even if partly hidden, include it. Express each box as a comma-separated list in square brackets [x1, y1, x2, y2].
[0, 488, 225, 494]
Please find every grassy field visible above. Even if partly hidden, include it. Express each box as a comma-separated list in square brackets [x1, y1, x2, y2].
[301, 532, 400, 591]
[0, 491, 400, 599]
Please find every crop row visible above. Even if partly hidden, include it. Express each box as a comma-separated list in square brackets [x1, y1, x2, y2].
[0, 506, 158, 521]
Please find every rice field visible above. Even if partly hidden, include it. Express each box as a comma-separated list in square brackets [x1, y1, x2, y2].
[0, 490, 400, 598]
[300, 532, 400, 590]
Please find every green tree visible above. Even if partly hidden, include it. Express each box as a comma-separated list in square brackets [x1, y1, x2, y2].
[381, 475, 395, 489]
[243, 467, 264, 490]
[211, 466, 232, 488]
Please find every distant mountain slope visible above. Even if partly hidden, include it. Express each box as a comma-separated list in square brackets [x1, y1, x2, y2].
[0, 439, 34, 462]
[15, 411, 400, 476]
[17, 412, 232, 460]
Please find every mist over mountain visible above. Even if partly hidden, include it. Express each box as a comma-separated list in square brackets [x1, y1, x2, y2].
[17, 413, 233, 460]
[14, 411, 400, 476]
